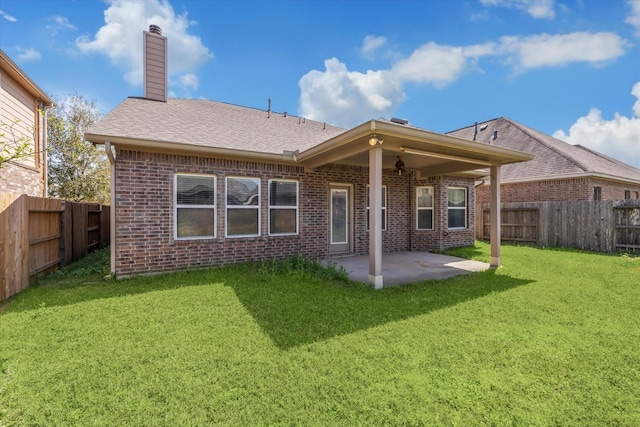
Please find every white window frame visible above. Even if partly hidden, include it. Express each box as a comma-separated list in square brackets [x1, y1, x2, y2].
[416, 186, 434, 230]
[225, 176, 261, 238]
[268, 179, 299, 236]
[366, 184, 387, 231]
[447, 186, 467, 229]
[174, 173, 216, 240]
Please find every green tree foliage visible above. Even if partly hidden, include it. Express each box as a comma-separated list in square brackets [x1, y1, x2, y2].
[0, 118, 35, 170]
[47, 94, 110, 204]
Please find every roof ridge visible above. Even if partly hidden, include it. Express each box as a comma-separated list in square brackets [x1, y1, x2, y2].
[445, 116, 504, 135]
[503, 117, 591, 173]
[130, 96, 346, 131]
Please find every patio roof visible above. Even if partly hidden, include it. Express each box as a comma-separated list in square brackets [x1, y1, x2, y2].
[297, 119, 534, 177]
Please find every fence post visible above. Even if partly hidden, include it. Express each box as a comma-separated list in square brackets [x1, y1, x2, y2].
[61, 201, 73, 266]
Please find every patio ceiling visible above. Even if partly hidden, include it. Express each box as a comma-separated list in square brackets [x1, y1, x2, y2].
[296, 119, 534, 177]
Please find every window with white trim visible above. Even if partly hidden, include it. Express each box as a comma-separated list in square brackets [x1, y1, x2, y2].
[447, 187, 467, 229]
[269, 179, 298, 235]
[416, 186, 434, 230]
[226, 177, 260, 237]
[174, 174, 216, 239]
[366, 185, 387, 231]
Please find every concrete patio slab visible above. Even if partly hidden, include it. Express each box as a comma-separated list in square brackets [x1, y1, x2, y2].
[326, 252, 490, 287]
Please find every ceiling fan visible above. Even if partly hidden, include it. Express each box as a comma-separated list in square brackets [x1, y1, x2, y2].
[385, 154, 419, 176]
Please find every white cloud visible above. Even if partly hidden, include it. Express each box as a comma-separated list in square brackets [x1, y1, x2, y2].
[46, 16, 76, 35]
[16, 47, 42, 62]
[299, 40, 497, 126]
[499, 32, 627, 71]
[553, 82, 640, 169]
[480, 0, 556, 19]
[361, 35, 387, 59]
[0, 9, 17, 22]
[299, 58, 405, 128]
[76, 0, 213, 89]
[179, 73, 198, 91]
[626, 0, 640, 36]
[299, 31, 627, 127]
[391, 42, 495, 87]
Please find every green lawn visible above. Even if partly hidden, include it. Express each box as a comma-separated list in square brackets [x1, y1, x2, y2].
[1, 243, 639, 426]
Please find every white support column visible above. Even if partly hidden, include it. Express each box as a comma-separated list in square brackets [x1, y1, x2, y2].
[490, 164, 501, 267]
[369, 145, 383, 288]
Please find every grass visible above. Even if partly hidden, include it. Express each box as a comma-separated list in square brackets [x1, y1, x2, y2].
[1, 243, 639, 426]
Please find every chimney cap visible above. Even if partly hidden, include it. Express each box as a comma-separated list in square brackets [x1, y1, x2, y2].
[149, 24, 162, 35]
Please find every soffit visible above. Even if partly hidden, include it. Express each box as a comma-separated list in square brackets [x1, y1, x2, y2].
[0, 49, 53, 106]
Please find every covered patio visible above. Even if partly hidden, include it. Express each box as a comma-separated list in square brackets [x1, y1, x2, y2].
[299, 119, 533, 288]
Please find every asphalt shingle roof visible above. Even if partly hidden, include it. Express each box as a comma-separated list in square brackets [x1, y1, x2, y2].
[446, 117, 640, 183]
[87, 97, 347, 155]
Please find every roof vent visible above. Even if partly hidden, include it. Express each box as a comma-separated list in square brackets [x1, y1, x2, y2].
[149, 24, 162, 35]
[390, 117, 408, 125]
[493, 130, 499, 141]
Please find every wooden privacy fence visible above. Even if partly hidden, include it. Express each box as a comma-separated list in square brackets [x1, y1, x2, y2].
[478, 200, 640, 253]
[0, 192, 110, 301]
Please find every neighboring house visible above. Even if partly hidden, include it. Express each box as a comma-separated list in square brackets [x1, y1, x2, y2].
[0, 49, 53, 197]
[85, 26, 532, 287]
[447, 117, 640, 204]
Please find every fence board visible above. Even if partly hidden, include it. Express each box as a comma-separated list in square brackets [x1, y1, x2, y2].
[71, 202, 88, 261]
[479, 200, 632, 253]
[27, 196, 64, 279]
[61, 202, 73, 266]
[0, 193, 110, 301]
[615, 202, 640, 252]
[482, 206, 538, 245]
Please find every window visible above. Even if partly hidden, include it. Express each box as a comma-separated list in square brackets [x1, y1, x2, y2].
[416, 186, 434, 230]
[624, 190, 631, 199]
[269, 179, 298, 235]
[594, 186, 601, 201]
[447, 187, 467, 229]
[174, 174, 216, 239]
[635, 192, 639, 200]
[366, 185, 387, 231]
[226, 177, 260, 237]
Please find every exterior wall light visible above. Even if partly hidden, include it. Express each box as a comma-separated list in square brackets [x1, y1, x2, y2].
[369, 135, 383, 146]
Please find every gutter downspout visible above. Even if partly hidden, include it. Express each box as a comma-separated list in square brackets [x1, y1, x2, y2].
[105, 142, 116, 276]
[41, 103, 51, 197]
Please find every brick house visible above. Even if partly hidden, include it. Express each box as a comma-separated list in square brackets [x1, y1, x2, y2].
[447, 117, 640, 204]
[85, 26, 532, 287]
[0, 49, 53, 196]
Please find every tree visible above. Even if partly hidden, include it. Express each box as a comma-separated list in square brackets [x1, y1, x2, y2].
[0, 118, 36, 170]
[47, 94, 110, 204]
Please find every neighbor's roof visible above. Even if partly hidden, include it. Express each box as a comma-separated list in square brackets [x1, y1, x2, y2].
[447, 117, 640, 184]
[85, 97, 346, 158]
[0, 49, 53, 106]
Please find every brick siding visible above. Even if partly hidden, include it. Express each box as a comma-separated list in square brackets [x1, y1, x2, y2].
[477, 177, 640, 204]
[0, 161, 45, 196]
[114, 149, 476, 277]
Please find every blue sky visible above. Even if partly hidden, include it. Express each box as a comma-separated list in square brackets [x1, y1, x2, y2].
[2, 0, 640, 167]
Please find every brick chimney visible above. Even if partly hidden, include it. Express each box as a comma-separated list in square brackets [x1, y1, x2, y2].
[143, 24, 167, 102]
